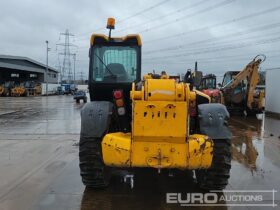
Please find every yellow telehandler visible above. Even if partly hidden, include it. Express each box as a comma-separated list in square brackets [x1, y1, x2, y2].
[79, 18, 231, 190]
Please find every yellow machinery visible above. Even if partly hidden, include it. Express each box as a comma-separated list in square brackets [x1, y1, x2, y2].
[221, 55, 265, 115]
[0, 81, 15, 96]
[79, 18, 231, 190]
[34, 83, 42, 95]
[0, 85, 4, 96]
[27, 83, 42, 96]
[102, 79, 213, 169]
[11, 85, 26, 97]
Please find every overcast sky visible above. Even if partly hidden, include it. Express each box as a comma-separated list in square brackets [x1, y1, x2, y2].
[0, 0, 280, 80]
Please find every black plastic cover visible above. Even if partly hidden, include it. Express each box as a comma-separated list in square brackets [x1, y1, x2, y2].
[198, 103, 232, 139]
[80, 101, 113, 138]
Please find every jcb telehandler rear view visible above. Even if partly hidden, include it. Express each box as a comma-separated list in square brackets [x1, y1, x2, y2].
[79, 18, 232, 190]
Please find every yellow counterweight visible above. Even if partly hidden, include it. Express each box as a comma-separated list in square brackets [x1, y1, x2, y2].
[102, 79, 213, 169]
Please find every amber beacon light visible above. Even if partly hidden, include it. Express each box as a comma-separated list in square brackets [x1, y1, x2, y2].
[106, 17, 115, 29]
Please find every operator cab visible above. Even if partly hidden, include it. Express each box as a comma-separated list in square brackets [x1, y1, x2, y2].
[91, 45, 139, 83]
[88, 18, 141, 102]
[199, 74, 217, 90]
[222, 71, 247, 105]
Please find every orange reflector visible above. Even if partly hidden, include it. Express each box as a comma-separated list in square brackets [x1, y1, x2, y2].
[107, 17, 115, 29]
[116, 99, 124, 107]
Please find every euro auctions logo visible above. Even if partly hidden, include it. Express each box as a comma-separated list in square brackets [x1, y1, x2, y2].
[166, 190, 278, 207]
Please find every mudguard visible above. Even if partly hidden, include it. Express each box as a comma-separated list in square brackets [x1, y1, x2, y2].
[80, 101, 113, 138]
[198, 103, 232, 139]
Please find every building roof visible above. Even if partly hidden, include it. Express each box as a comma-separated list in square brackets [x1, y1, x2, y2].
[266, 67, 280, 71]
[0, 54, 59, 74]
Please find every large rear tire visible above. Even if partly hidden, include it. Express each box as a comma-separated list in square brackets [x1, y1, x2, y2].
[79, 136, 111, 188]
[196, 139, 231, 190]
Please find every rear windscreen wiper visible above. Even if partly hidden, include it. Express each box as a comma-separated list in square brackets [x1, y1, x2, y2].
[94, 53, 117, 78]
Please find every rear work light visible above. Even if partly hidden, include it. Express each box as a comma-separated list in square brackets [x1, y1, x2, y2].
[117, 107, 126, 115]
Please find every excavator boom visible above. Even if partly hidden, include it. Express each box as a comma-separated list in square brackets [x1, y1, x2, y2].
[221, 55, 265, 113]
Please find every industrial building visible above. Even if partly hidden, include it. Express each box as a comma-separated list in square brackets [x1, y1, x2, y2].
[0, 54, 58, 84]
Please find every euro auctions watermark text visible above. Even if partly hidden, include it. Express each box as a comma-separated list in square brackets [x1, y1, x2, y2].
[166, 190, 278, 207]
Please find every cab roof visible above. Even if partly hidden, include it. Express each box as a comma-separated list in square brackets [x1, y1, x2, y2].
[90, 34, 142, 46]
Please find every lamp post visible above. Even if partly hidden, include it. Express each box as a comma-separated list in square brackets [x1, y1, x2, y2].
[73, 53, 76, 84]
[45, 40, 50, 96]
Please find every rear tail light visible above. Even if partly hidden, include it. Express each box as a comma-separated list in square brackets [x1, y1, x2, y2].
[113, 90, 126, 116]
[113, 90, 123, 99]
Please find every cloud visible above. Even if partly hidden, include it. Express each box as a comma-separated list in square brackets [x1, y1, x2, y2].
[0, 0, 279, 78]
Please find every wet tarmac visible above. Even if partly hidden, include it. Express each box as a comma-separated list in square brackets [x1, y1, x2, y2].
[0, 96, 279, 210]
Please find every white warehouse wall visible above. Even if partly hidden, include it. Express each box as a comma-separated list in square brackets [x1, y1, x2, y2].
[41, 83, 60, 95]
[265, 68, 280, 114]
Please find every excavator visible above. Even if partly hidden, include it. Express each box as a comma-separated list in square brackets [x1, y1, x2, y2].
[220, 55, 265, 115]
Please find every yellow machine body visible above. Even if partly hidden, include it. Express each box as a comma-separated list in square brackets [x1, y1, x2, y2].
[101, 78, 213, 170]
[34, 84, 42, 95]
[11, 86, 26, 96]
[0, 85, 4, 96]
